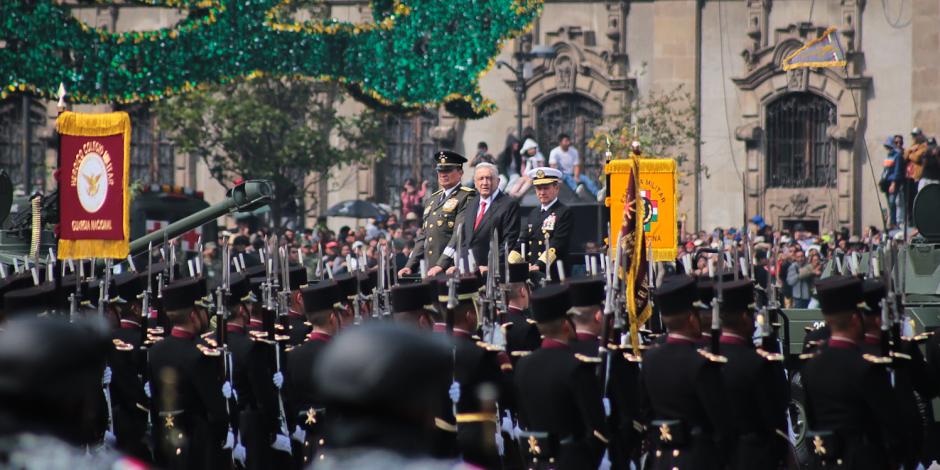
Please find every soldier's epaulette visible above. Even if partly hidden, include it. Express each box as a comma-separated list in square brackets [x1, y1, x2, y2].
[862, 353, 892, 365]
[148, 327, 165, 336]
[250, 335, 275, 345]
[622, 352, 643, 363]
[201, 331, 213, 338]
[203, 338, 219, 348]
[249, 330, 268, 338]
[430, 188, 444, 196]
[500, 322, 513, 332]
[284, 345, 295, 353]
[275, 334, 291, 342]
[304, 321, 312, 327]
[471, 334, 481, 341]
[606, 343, 620, 351]
[902, 331, 933, 343]
[275, 324, 286, 331]
[459, 186, 475, 192]
[510, 350, 531, 357]
[755, 348, 784, 362]
[525, 318, 536, 325]
[197, 345, 221, 357]
[889, 351, 912, 361]
[574, 353, 602, 363]
[806, 340, 825, 348]
[697, 349, 728, 363]
[112, 338, 134, 352]
[476, 341, 504, 352]
[799, 352, 817, 361]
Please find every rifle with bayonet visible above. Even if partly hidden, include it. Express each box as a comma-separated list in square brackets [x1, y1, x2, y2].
[711, 232, 724, 354]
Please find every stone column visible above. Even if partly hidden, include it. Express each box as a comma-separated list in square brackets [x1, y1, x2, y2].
[912, 1, 940, 134]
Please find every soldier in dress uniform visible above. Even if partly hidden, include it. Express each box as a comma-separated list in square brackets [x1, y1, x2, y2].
[313, 323, 472, 470]
[500, 262, 540, 359]
[108, 271, 152, 459]
[637, 274, 731, 470]
[694, 278, 715, 347]
[513, 283, 608, 469]
[284, 265, 310, 345]
[283, 279, 340, 468]
[218, 272, 257, 468]
[0, 316, 147, 469]
[389, 281, 437, 328]
[567, 276, 642, 469]
[714, 279, 788, 470]
[147, 278, 228, 470]
[800, 276, 902, 469]
[398, 150, 477, 278]
[513, 167, 573, 281]
[333, 273, 361, 326]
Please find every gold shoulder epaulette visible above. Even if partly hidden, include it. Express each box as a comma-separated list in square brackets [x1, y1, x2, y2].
[460, 186, 475, 192]
[251, 336, 275, 345]
[274, 324, 286, 331]
[304, 321, 312, 327]
[471, 334, 481, 341]
[510, 350, 531, 357]
[112, 338, 133, 351]
[799, 352, 817, 361]
[197, 345, 221, 357]
[275, 334, 291, 342]
[697, 349, 728, 363]
[148, 327, 165, 335]
[249, 330, 268, 338]
[525, 318, 537, 325]
[476, 341, 504, 352]
[500, 322, 513, 331]
[574, 353, 602, 363]
[606, 343, 620, 351]
[622, 352, 643, 363]
[902, 332, 933, 343]
[889, 351, 912, 360]
[203, 338, 218, 348]
[755, 348, 784, 362]
[862, 353, 892, 364]
[284, 345, 295, 353]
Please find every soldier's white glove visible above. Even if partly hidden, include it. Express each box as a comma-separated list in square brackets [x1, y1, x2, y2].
[598, 450, 611, 470]
[104, 430, 116, 447]
[273, 372, 284, 390]
[291, 425, 306, 443]
[102, 366, 112, 386]
[271, 433, 292, 453]
[144, 381, 151, 398]
[500, 411, 514, 435]
[602, 397, 611, 417]
[233, 443, 246, 466]
[222, 381, 236, 400]
[223, 430, 235, 450]
[494, 431, 505, 456]
[448, 381, 461, 404]
[512, 423, 522, 440]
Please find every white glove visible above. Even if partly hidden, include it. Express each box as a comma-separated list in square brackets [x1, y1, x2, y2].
[273, 372, 284, 390]
[291, 425, 306, 443]
[223, 430, 235, 450]
[144, 381, 151, 399]
[233, 443, 246, 466]
[500, 412, 514, 435]
[448, 381, 461, 404]
[494, 431, 505, 456]
[512, 423, 522, 440]
[602, 397, 611, 417]
[102, 366, 112, 386]
[104, 430, 116, 447]
[271, 433, 292, 453]
[222, 381, 233, 400]
[598, 450, 611, 470]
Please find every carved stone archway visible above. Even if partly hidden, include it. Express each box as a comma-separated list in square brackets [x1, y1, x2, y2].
[734, 19, 871, 233]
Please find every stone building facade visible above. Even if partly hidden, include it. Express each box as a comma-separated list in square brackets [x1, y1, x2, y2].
[0, 0, 935, 234]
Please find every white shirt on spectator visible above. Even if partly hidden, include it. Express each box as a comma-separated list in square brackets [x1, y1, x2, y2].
[549, 145, 580, 175]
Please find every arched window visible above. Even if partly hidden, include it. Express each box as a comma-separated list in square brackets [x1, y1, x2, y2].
[379, 111, 439, 208]
[0, 96, 48, 192]
[765, 93, 836, 188]
[126, 106, 175, 185]
[536, 93, 604, 178]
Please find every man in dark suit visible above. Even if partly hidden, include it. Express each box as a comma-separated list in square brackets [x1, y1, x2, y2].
[443, 162, 519, 274]
[513, 167, 573, 281]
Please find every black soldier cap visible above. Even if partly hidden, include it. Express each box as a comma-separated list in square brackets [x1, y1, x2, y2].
[302, 280, 338, 314]
[567, 277, 604, 308]
[315, 323, 451, 425]
[0, 316, 111, 443]
[435, 150, 467, 171]
[113, 271, 147, 304]
[654, 275, 697, 316]
[0, 272, 34, 311]
[861, 278, 886, 315]
[391, 282, 434, 313]
[162, 278, 203, 311]
[334, 273, 358, 301]
[5, 283, 56, 316]
[435, 274, 481, 303]
[718, 279, 754, 314]
[694, 278, 714, 310]
[288, 264, 307, 291]
[816, 275, 863, 315]
[228, 272, 255, 305]
[530, 283, 572, 323]
[507, 262, 529, 284]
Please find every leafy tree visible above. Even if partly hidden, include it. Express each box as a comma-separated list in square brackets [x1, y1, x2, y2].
[588, 84, 704, 179]
[156, 76, 385, 228]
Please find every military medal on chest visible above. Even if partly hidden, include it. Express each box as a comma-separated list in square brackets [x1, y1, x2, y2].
[442, 197, 459, 212]
[542, 213, 556, 231]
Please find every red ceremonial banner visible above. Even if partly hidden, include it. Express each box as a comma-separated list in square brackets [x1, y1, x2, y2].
[55, 111, 131, 259]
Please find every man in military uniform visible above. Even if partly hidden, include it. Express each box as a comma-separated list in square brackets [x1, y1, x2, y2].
[715, 279, 788, 469]
[284, 264, 310, 345]
[800, 276, 901, 469]
[513, 283, 608, 469]
[283, 279, 340, 468]
[148, 278, 229, 469]
[218, 272, 257, 468]
[513, 167, 573, 281]
[399, 150, 476, 278]
[500, 262, 540, 357]
[637, 274, 731, 470]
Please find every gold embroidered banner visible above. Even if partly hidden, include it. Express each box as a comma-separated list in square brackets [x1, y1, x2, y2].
[606, 158, 677, 262]
[56, 111, 131, 259]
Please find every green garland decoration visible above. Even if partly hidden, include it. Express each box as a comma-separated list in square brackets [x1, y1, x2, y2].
[0, 0, 542, 119]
